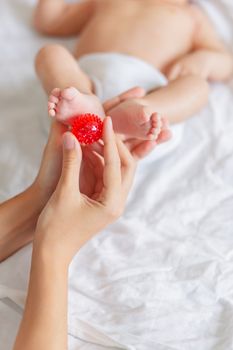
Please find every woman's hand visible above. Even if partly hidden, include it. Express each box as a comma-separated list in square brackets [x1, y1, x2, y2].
[33, 121, 66, 203]
[13, 118, 136, 350]
[34, 117, 136, 265]
[0, 122, 66, 262]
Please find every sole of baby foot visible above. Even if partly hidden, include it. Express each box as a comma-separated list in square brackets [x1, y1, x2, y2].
[124, 116, 172, 159]
[48, 86, 105, 123]
[108, 98, 162, 140]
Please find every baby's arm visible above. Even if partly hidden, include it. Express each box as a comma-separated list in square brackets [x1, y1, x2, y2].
[192, 7, 233, 81]
[168, 7, 233, 82]
[34, 0, 95, 36]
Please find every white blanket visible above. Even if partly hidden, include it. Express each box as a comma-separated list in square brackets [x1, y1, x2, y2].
[1, 1, 233, 349]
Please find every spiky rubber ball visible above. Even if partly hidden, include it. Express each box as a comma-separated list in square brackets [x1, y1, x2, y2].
[69, 114, 103, 145]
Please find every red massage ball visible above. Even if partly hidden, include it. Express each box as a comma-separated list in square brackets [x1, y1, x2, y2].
[69, 114, 103, 145]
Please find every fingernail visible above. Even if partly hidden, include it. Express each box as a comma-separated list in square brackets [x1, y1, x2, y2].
[63, 132, 75, 150]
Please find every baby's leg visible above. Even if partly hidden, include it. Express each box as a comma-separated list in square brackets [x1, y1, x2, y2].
[35, 44, 92, 94]
[35, 44, 105, 121]
[35, 44, 173, 140]
[35, 0, 64, 21]
[108, 75, 209, 138]
[144, 75, 209, 124]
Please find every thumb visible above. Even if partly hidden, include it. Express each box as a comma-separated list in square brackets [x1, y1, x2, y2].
[59, 132, 82, 188]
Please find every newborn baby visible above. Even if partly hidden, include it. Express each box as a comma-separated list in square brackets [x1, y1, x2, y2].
[34, 0, 233, 140]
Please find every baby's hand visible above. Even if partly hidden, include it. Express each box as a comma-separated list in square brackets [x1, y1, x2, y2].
[167, 51, 214, 81]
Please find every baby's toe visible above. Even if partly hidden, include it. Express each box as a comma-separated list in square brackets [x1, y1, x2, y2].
[48, 99, 57, 117]
[151, 113, 162, 127]
[155, 116, 172, 143]
[146, 113, 162, 140]
[157, 129, 172, 144]
[48, 102, 56, 109]
[48, 109, 56, 117]
[147, 128, 158, 140]
[51, 88, 61, 98]
[147, 132, 156, 141]
[61, 87, 79, 101]
[49, 95, 59, 104]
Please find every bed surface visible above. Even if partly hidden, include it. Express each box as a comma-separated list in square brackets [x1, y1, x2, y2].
[1, 1, 233, 349]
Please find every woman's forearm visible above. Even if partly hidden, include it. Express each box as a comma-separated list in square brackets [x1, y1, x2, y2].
[0, 185, 46, 261]
[13, 245, 69, 350]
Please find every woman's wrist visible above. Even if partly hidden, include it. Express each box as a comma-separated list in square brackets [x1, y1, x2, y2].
[32, 240, 70, 275]
[14, 235, 69, 350]
[0, 185, 49, 261]
[33, 227, 78, 270]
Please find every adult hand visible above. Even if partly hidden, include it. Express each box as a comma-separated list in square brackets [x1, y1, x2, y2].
[33, 121, 66, 203]
[0, 121, 67, 262]
[34, 117, 136, 265]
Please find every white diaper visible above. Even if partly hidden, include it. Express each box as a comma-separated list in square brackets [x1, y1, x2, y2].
[79, 52, 184, 161]
[79, 52, 167, 102]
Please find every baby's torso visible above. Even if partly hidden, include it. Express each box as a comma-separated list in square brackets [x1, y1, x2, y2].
[75, 0, 196, 73]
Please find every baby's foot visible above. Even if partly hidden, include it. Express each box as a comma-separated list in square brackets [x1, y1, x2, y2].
[48, 87, 105, 122]
[108, 99, 162, 140]
[124, 116, 172, 159]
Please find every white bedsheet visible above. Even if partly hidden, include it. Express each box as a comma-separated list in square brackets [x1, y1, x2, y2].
[1, 1, 233, 349]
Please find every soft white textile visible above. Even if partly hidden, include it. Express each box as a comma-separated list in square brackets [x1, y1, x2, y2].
[0, 1, 233, 349]
[78, 52, 168, 102]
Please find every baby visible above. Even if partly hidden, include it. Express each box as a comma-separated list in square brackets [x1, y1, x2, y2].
[34, 0, 233, 141]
